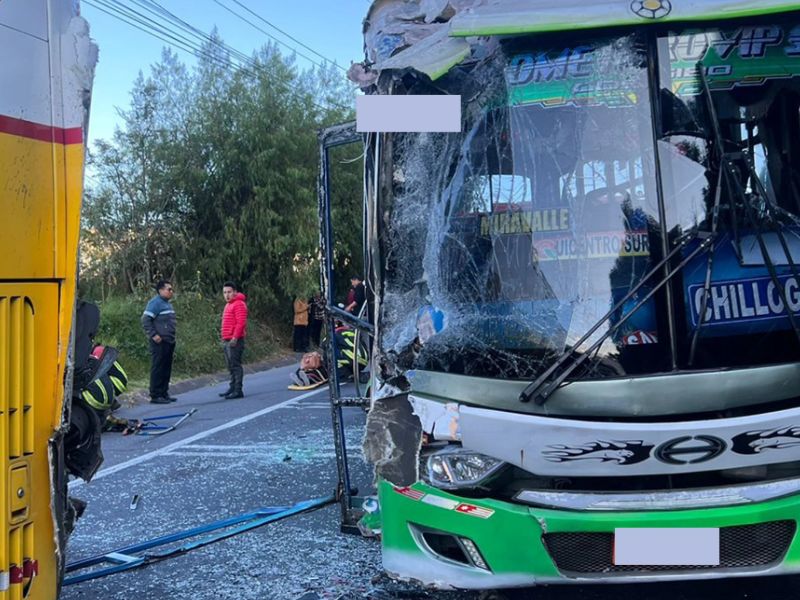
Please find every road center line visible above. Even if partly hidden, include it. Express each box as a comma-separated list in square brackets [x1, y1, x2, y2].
[69, 388, 328, 488]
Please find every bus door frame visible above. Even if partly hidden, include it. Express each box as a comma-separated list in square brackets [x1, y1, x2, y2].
[318, 121, 373, 533]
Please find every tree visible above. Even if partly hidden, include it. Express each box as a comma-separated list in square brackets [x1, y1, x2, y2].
[82, 36, 360, 319]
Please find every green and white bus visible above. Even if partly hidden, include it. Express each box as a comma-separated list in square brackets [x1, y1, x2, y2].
[356, 0, 800, 589]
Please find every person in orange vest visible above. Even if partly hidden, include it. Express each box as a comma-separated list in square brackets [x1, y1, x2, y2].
[220, 281, 248, 399]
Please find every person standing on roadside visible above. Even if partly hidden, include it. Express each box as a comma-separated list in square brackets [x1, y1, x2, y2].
[220, 281, 248, 399]
[293, 296, 309, 352]
[141, 279, 177, 404]
[309, 291, 325, 348]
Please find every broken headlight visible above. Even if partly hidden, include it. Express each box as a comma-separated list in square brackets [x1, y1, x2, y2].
[426, 446, 505, 490]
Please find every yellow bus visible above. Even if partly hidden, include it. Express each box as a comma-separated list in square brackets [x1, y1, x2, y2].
[0, 1, 96, 597]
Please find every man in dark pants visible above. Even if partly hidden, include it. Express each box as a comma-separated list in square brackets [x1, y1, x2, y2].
[220, 281, 248, 399]
[141, 280, 177, 404]
[309, 291, 325, 348]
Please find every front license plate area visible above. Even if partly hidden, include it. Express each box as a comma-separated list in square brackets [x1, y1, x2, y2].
[614, 528, 720, 566]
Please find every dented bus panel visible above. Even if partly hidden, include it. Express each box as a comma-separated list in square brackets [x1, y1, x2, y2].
[353, 0, 800, 590]
[0, 1, 96, 596]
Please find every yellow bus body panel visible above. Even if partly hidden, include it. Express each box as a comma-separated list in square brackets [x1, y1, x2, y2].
[0, 0, 96, 597]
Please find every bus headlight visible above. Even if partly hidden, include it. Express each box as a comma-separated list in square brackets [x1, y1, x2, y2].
[426, 447, 505, 490]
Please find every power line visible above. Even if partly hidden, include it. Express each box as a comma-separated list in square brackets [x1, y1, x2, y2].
[129, 0, 351, 106]
[91, 0, 340, 113]
[87, 0, 272, 93]
[90, 0, 243, 69]
[130, 0, 274, 72]
[83, 0, 351, 112]
[85, 0, 223, 64]
[215, 0, 346, 72]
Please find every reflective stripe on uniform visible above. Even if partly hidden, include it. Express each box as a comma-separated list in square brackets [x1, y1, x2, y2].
[110, 375, 126, 394]
[113, 360, 128, 380]
[82, 389, 104, 410]
[342, 346, 368, 366]
[82, 380, 110, 410]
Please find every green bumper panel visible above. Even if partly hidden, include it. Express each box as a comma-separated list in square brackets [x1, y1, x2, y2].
[379, 480, 800, 589]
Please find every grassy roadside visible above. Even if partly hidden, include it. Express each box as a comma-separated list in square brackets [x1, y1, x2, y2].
[92, 292, 286, 390]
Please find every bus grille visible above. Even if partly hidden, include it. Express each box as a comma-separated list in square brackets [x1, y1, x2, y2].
[542, 520, 796, 575]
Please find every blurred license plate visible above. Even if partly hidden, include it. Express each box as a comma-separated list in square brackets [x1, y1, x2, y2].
[614, 528, 720, 566]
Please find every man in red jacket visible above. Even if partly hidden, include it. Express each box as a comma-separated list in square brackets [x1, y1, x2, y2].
[220, 281, 248, 399]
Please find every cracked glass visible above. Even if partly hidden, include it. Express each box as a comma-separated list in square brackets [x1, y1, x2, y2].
[380, 33, 668, 380]
[658, 23, 800, 369]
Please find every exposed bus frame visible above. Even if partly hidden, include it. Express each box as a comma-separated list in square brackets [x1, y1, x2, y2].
[317, 121, 373, 533]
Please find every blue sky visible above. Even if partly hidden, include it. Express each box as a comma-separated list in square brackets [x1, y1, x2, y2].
[82, 0, 369, 147]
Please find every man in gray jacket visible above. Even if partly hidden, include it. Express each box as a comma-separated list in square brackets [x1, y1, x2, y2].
[141, 279, 177, 404]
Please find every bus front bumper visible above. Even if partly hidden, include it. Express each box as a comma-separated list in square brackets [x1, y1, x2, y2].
[379, 480, 800, 590]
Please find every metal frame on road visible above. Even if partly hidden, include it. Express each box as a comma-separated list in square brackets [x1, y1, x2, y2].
[318, 121, 372, 533]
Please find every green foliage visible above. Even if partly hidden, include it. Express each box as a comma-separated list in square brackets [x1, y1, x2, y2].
[83, 40, 360, 321]
[94, 293, 281, 388]
[329, 143, 365, 302]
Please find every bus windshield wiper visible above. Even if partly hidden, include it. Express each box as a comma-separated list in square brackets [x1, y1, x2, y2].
[693, 63, 800, 352]
[519, 230, 714, 405]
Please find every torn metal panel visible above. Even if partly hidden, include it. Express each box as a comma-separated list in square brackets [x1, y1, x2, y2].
[374, 26, 471, 82]
[356, 0, 493, 86]
[408, 395, 461, 441]
[363, 394, 423, 486]
[48, 0, 98, 579]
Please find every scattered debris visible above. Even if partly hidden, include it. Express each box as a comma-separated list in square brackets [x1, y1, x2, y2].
[124, 408, 198, 436]
[104, 409, 198, 436]
[64, 497, 334, 586]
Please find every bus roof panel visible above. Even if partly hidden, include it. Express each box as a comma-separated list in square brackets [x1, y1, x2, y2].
[450, 0, 800, 37]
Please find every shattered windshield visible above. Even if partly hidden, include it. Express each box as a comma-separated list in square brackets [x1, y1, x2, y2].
[381, 33, 667, 379]
[380, 23, 800, 381]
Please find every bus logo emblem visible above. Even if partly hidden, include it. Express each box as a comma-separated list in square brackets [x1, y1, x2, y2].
[631, 0, 672, 19]
[655, 435, 727, 465]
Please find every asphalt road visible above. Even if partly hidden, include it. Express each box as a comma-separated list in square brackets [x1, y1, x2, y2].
[59, 363, 800, 600]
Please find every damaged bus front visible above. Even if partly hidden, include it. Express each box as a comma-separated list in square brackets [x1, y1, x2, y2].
[358, 0, 800, 589]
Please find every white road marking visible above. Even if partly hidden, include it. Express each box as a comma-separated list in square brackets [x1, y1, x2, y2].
[69, 387, 327, 488]
[179, 444, 271, 451]
[166, 451, 252, 458]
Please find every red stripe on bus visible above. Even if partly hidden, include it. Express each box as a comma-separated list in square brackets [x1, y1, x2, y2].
[9, 565, 22, 585]
[0, 114, 83, 144]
